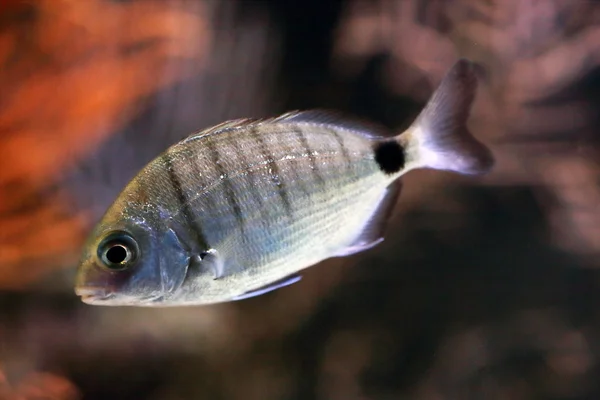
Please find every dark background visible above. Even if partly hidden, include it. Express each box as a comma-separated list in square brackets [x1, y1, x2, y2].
[1, 0, 600, 398]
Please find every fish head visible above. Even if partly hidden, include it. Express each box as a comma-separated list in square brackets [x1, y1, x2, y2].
[74, 195, 192, 306]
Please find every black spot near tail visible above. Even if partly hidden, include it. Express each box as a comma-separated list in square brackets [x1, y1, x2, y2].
[374, 140, 405, 175]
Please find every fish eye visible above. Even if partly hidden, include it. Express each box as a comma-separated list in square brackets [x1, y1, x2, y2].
[97, 232, 139, 271]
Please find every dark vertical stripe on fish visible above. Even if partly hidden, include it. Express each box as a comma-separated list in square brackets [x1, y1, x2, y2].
[329, 128, 352, 169]
[205, 137, 245, 231]
[250, 126, 293, 217]
[230, 135, 264, 209]
[186, 143, 220, 217]
[162, 151, 209, 250]
[293, 126, 325, 187]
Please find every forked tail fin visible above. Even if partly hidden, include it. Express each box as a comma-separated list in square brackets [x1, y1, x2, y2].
[397, 59, 494, 175]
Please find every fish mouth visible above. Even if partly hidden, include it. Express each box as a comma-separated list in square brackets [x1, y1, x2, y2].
[75, 286, 164, 305]
[75, 286, 116, 303]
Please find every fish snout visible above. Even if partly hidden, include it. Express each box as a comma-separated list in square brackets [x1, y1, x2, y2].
[74, 285, 116, 303]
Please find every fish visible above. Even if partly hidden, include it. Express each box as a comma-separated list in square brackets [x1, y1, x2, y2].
[74, 59, 494, 307]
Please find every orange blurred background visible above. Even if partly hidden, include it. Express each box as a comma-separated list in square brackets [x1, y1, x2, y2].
[0, 0, 213, 288]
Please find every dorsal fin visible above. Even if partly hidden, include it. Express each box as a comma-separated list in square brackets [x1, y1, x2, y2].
[179, 109, 392, 145]
[181, 117, 260, 144]
[334, 181, 402, 257]
[270, 109, 392, 139]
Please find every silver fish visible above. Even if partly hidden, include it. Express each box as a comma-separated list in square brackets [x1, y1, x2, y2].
[74, 59, 494, 307]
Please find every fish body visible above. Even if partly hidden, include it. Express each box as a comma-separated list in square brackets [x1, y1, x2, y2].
[75, 59, 494, 306]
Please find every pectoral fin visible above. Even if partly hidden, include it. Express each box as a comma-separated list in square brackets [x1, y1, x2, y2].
[334, 181, 402, 257]
[199, 249, 224, 279]
[232, 274, 302, 301]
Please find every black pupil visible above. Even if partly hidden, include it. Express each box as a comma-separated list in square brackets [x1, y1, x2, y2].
[106, 244, 128, 264]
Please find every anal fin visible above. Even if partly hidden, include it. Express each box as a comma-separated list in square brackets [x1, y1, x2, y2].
[334, 182, 402, 257]
[232, 274, 302, 301]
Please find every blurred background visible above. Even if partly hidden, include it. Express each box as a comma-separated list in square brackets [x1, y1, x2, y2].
[1, 0, 600, 398]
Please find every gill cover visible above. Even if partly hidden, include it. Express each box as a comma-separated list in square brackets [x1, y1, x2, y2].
[160, 227, 191, 293]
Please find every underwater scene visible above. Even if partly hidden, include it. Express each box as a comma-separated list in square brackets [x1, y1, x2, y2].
[1, 0, 600, 399]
